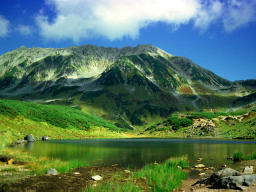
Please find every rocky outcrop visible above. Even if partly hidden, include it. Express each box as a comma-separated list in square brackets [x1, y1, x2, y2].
[194, 167, 256, 190]
[190, 118, 216, 136]
[216, 174, 256, 190]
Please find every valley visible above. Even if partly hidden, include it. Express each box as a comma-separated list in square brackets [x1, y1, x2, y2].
[0, 44, 256, 192]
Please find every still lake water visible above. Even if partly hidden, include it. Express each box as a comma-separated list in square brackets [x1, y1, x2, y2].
[20, 138, 256, 168]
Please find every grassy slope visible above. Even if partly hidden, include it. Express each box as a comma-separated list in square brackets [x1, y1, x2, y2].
[0, 99, 132, 181]
[0, 99, 128, 148]
[143, 110, 256, 139]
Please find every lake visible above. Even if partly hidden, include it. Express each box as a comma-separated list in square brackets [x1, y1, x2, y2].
[19, 138, 256, 169]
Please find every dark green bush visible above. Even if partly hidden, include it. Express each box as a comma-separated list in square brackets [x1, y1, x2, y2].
[164, 115, 193, 130]
[233, 151, 244, 162]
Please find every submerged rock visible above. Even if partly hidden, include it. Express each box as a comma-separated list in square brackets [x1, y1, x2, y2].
[47, 168, 58, 175]
[24, 134, 34, 142]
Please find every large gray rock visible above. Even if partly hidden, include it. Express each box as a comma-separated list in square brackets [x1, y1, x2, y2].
[207, 168, 241, 185]
[216, 174, 256, 190]
[24, 134, 34, 142]
[47, 168, 58, 175]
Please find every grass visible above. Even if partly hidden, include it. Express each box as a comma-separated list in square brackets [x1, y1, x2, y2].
[84, 157, 188, 192]
[0, 99, 121, 132]
[134, 157, 189, 191]
[187, 111, 248, 120]
[0, 99, 132, 180]
[233, 151, 256, 162]
[219, 111, 256, 139]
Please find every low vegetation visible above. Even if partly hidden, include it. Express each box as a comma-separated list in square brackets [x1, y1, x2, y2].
[187, 111, 247, 120]
[233, 151, 256, 162]
[85, 157, 188, 192]
[0, 99, 121, 132]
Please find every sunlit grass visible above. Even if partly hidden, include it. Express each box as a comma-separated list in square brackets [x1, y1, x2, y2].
[84, 157, 188, 192]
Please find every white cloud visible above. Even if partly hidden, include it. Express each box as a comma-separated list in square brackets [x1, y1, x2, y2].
[194, 1, 223, 30]
[223, 0, 256, 32]
[17, 25, 33, 35]
[36, 0, 256, 42]
[37, 0, 202, 41]
[0, 15, 10, 37]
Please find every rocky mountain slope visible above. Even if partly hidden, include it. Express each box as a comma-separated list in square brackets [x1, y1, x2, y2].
[0, 44, 255, 128]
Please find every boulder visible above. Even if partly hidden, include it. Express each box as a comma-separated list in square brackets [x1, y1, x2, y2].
[47, 168, 58, 175]
[91, 175, 102, 181]
[42, 136, 49, 141]
[243, 166, 254, 174]
[24, 134, 34, 142]
[207, 168, 241, 185]
[216, 174, 256, 190]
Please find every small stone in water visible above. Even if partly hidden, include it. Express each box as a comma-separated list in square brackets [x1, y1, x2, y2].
[73, 172, 80, 175]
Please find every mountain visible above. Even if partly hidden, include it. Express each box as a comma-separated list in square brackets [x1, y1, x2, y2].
[0, 44, 255, 128]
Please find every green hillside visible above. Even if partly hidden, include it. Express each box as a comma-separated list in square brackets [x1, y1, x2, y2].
[0, 99, 126, 148]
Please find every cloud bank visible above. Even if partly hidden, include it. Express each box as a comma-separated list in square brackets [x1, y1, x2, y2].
[0, 15, 10, 37]
[36, 0, 256, 41]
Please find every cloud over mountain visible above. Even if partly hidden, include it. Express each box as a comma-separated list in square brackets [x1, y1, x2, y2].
[33, 0, 256, 41]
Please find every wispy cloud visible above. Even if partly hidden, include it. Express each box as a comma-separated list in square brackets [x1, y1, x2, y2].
[17, 25, 33, 35]
[36, 0, 256, 42]
[0, 15, 10, 37]
[223, 0, 256, 32]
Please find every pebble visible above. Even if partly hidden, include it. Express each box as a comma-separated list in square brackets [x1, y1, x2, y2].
[47, 168, 58, 175]
[194, 164, 205, 169]
[73, 172, 80, 175]
[199, 172, 206, 177]
[91, 175, 102, 181]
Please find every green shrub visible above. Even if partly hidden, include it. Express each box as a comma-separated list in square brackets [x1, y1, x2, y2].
[233, 151, 244, 162]
[164, 115, 193, 130]
[188, 112, 218, 120]
[233, 152, 256, 162]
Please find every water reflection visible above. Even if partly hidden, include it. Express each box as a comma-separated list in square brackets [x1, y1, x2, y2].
[22, 138, 256, 168]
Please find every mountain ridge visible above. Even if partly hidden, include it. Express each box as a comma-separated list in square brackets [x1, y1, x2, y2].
[0, 44, 255, 128]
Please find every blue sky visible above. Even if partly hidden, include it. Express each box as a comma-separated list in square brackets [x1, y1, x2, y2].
[0, 0, 256, 81]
